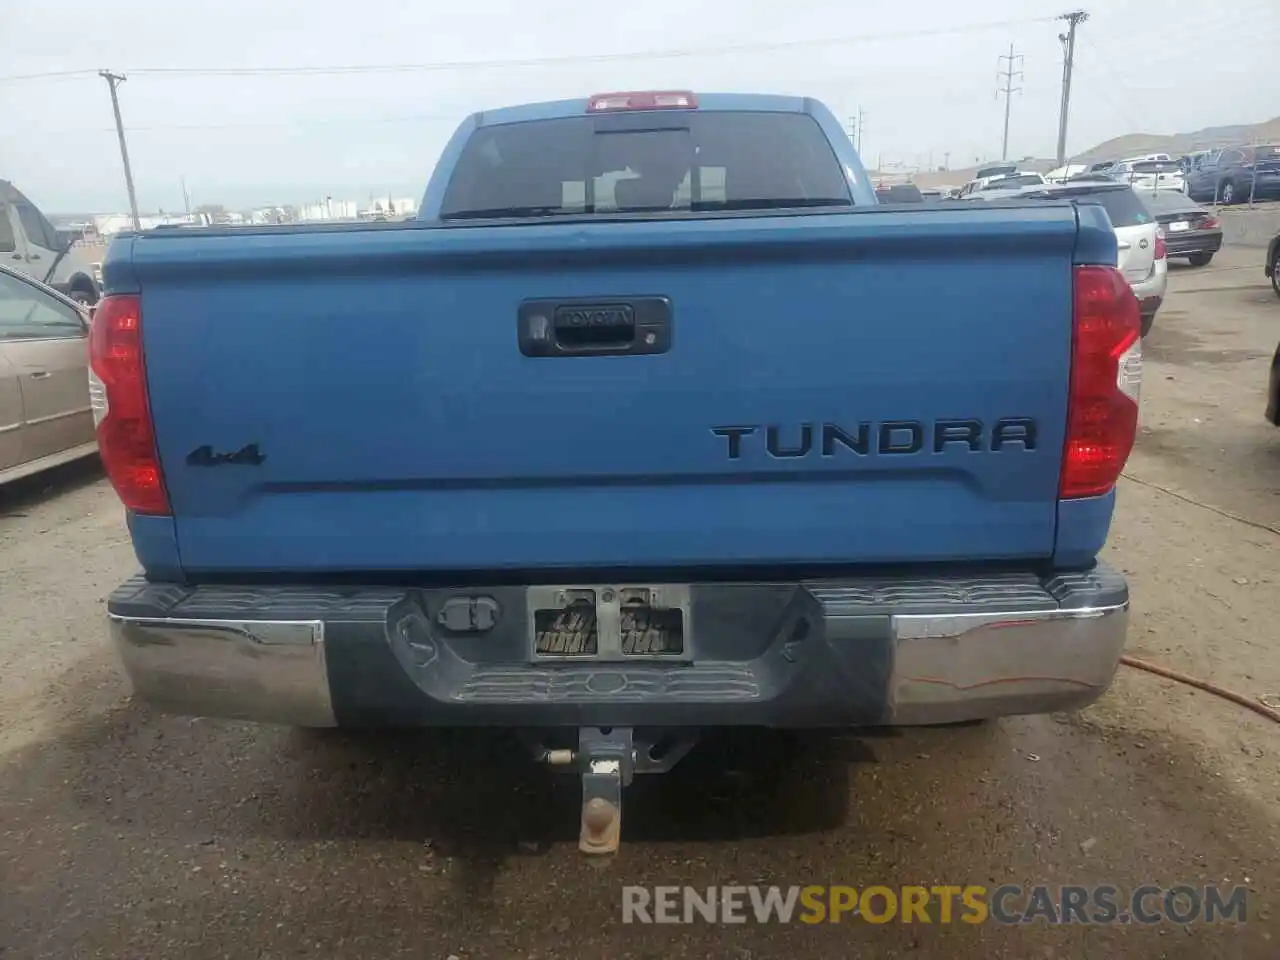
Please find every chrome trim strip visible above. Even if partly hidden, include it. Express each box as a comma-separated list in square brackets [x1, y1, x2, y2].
[24, 406, 94, 427]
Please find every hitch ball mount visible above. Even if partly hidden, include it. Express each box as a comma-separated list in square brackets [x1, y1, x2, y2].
[534, 726, 697, 854]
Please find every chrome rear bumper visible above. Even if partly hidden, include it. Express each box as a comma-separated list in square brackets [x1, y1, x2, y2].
[108, 564, 1128, 729]
[886, 605, 1126, 724]
[112, 617, 335, 727]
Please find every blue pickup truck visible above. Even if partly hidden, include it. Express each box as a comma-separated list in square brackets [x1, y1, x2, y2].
[94, 91, 1141, 853]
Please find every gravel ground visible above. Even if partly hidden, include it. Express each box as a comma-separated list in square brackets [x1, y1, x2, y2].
[1, 246, 1277, 958]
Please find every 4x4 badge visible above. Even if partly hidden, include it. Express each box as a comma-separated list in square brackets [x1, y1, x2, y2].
[187, 443, 266, 467]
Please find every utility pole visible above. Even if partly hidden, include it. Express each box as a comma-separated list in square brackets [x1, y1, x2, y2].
[997, 43, 1024, 162]
[848, 108, 866, 153]
[180, 176, 191, 215]
[1055, 10, 1089, 166]
[100, 71, 141, 231]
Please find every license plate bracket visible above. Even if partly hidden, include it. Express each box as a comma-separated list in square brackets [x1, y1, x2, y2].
[528, 584, 692, 662]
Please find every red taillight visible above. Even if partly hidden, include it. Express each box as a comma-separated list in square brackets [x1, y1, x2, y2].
[587, 90, 697, 112]
[1199, 216, 1220, 230]
[87, 294, 170, 515]
[1060, 265, 1142, 499]
[1154, 230, 1167, 260]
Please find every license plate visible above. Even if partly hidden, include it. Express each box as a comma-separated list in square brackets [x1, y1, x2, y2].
[528, 585, 691, 661]
[1168, 221, 1190, 232]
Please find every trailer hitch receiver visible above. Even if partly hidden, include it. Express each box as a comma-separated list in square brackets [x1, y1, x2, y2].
[530, 726, 699, 854]
[577, 727, 633, 855]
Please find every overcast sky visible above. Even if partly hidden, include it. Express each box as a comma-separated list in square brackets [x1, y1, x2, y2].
[2, 0, 1276, 213]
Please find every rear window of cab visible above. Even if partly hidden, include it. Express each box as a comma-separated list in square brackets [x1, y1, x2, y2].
[440, 111, 853, 219]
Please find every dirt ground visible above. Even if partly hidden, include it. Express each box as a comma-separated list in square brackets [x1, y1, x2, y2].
[1, 245, 1278, 958]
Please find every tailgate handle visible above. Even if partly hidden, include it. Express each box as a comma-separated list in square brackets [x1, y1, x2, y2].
[554, 304, 635, 350]
[1117, 240, 1132, 250]
[518, 298, 672, 358]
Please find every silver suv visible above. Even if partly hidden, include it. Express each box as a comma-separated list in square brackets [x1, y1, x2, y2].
[1009, 180, 1168, 337]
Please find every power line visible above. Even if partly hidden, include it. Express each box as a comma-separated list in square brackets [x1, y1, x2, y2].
[67, 112, 460, 133]
[996, 43, 1023, 161]
[0, 68, 99, 82]
[1073, 70, 1139, 136]
[132, 18, 1058, 75]
[1072, 37, 1141, 131]
[0, 16, 1057, 84]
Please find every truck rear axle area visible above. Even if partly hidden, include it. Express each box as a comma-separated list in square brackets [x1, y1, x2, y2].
[526, 727, 698, 854]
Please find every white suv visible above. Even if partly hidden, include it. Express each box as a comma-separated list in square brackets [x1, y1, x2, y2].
[1012, 181, 1168, 337]
[957, 171, 1047, 197]
[1111, 159, 1186, 194]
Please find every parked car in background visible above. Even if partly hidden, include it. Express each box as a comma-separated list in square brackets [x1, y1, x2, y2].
[0, 262, 97, 486]
[1188, 145, 1280, 204]
[1267, 339, 1280, 427]
[956, 169, 1037, 197]
[974, 162, 1017, 180]
[961, 172, 1048, 198]
[1266, 238, 1280, 423]
[1138, 190, 1221, 267]
[1266, 230, 1280, 299]
[1045, 163, 1089, 183]
[1264, 345, 1274, 427]
[991, 172, 1048, 189]
[1066, 172, 1116, 185]
[1013, 180, 1166, 336]
[1179, 151, 1211, 176]
[1111, 159, 1186, 194]
[1184, 150, 1220, 200]
[1115, 153, 1171, 165]
[875, 182, 924, 203]
[1, 180, 104, 306]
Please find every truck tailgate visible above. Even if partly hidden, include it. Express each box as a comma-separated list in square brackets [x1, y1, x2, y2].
[128, 207, 1079, 575]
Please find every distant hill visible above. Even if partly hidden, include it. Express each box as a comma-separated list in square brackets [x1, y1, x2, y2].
[1072, 116, 1280, 163]
[878, 116, 1280, 191]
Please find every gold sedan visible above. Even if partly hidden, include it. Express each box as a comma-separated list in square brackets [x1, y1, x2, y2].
[0, 262, 98, 485]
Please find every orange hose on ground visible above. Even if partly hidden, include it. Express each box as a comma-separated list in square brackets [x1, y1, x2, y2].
[1120, 655, 1280, 725]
